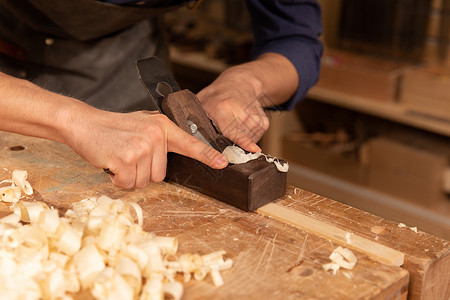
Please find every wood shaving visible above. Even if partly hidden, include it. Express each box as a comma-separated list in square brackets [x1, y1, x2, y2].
[0, 173, 232, 300]
[323, 246, 357, 275]
[222, 146, 289, 172]
[398, 223, 418, 233]
[0, 170, 33, 203]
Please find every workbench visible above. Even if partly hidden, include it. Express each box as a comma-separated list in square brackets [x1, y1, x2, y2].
[1, 131, 449, 299]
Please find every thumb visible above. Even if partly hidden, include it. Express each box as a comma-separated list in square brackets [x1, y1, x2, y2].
[166, 122, 228, 169]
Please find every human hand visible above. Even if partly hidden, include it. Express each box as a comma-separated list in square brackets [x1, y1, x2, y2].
[0, 72, 228, 190]
[67, 110, 228, 189]
[197, 66, 273, 153]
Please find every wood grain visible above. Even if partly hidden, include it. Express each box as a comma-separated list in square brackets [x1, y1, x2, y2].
[258, 203, 405, 267]
[166, 153, 287, 211]
[162, 90, 219, 146]
[2, 132, 448, 299]
[274, 186, 450, 300]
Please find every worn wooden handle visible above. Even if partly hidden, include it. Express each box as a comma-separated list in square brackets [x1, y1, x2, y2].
[162, 89, 219, 143]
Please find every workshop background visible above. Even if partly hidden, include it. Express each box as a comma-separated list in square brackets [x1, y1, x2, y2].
[165, 0, 450, 240]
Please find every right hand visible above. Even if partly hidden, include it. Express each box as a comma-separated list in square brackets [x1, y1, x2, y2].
[67, 110, 228, 189]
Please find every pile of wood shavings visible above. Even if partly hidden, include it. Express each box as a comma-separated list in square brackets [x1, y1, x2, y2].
[0, 171, 232, 300]
[0, 169, 33, 203]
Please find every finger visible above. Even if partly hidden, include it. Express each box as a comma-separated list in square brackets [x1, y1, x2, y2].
[219, 116, 262, 153]
[248, 115, 269, 141]
[240, 106, 269, 142]
[166, 123, 228, 169]
[109, 164, 137, 189]
[236, 118, 266, 143]
[139, 110, 161, 115]
[235, 138, 261, 153]
[134, 154, 152, 188]
[150, 141, 167, 182]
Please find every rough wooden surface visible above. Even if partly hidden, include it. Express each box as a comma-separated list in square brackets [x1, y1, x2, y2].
[271, 187, 450, 300]
[1, 132, 447, 299]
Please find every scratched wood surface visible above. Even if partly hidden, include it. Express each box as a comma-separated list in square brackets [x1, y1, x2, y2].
[0, 132, 446, 299]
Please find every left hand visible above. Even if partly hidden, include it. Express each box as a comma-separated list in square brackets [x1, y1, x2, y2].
[197, 65, 271, 153]
[197, 53, 299, 153]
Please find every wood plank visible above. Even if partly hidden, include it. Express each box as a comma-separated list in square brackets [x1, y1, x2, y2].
[257, 203, 405, 267]
[0, 132, 409, 299]
[274, 185, 450, 300]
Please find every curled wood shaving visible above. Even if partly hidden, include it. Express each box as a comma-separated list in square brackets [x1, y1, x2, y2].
[323, 246, 357, 275]
[0, 186, 21, 203]
[0, 191, 232, 300]
[12, 170, 33, 195]
[0, 170, 33, 203]
[222, 146, 289, 172]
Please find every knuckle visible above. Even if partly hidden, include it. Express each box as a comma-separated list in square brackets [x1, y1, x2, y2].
[237, 138, 252, 148]
[185, 134, 202, 147]
[121, 149, 139, 165]
[260, 115, 270, 130]
[145, 124, 165, 144]
[220, 100, 235, 112]
[152, 113, 170, 124]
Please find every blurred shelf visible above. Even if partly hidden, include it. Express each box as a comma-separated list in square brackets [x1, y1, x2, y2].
[170, 47, 228, 75]
[308, 86, 450, 137]
[170, 47, 450, 138]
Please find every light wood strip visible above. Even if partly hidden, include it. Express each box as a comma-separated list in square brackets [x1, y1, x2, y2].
[257, 202, 405, 267]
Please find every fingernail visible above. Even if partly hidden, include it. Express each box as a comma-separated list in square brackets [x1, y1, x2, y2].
[250, 144, 261, 153]
[214, 155, 228, 168]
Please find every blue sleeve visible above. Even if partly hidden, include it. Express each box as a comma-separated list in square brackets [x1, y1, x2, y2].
[245, 0, 323, 110]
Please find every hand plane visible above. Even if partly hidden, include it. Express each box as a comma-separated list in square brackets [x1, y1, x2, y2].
[136, 57, 287, 211]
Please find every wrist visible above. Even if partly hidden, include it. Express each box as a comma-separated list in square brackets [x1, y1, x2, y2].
[54, 96, 101, 147]
[225, 64, 265, 99]
[245, 53, 299, 106]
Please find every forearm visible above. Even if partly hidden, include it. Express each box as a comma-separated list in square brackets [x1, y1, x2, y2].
[0, 72, 93, 145]
[222, 52, 299, 108]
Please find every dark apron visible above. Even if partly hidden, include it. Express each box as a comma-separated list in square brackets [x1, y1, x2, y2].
[0, 0, 183, 112]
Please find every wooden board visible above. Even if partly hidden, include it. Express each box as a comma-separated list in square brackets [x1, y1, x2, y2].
[1, 132, 448, 299]
[272, 188, 450, 300]
[258, 203, 405, 267]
